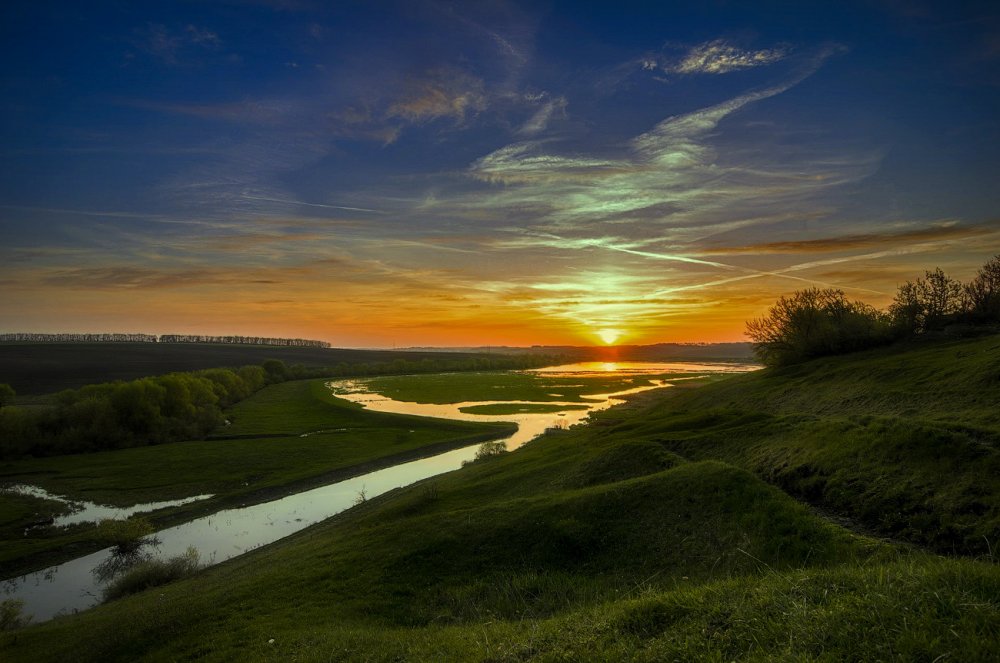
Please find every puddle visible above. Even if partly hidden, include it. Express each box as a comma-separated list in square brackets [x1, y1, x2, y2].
[1, 484, 213, 528]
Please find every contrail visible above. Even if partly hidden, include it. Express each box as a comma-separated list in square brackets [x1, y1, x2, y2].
[240, 195, 382, 214]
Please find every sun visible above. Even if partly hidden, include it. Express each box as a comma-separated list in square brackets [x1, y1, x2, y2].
[596, 328, 623, 345]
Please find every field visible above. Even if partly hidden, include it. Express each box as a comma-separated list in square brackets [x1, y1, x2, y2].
[0, 379, 513, 577]
[0, 342, 499, 396]
[356, 369, 716, 404]
[2, 335, 998, 660]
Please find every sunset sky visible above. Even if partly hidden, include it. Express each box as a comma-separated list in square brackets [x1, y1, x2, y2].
[2, 1, 999, 347]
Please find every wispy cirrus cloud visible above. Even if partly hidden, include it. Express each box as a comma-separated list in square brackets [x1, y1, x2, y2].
[516, 96, 567, 136]
[386, 68, 488, 124]
[130, 23, 224, 65]
[697, 222, 998, 255]
[669, 39, 788, 75]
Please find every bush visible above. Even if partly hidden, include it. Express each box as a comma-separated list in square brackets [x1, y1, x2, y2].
[889, 267, 967, 334]
[0, 599, 30, 631]
[746, 288, 892, 366]
[95, 517, 158, 556]
[0, 383, 14, 409]
[102, 547, 201, 602]
[967, 254, 1000, 323]
[463, 440, 509, 466]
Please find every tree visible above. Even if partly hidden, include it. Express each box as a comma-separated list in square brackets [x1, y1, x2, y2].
[0, 384, 14, 409]
[967, 254, 1000, 323]
[746, 288, 891, 366]
[889, 267, 966, 334]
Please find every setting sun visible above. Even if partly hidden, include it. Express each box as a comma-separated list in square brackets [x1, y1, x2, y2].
[596, 329, 623, 345]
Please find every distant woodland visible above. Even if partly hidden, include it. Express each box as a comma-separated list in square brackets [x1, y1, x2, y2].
[0, 355, 554, 459]
[0, 333, 330, 348]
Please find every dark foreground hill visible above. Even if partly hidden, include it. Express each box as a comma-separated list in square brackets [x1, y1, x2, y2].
[0, 343, 493, 396]
[2, 336, 998, 661]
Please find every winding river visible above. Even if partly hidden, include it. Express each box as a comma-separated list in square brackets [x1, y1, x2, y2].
[1, 361, 757, 622]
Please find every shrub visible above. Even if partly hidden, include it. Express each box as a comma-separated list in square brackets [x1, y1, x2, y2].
[0, 383, 14, 409]
[967, 254, 1000, 323]
[889, 267, 967, 334]
[746, 288, 892, 366]
[102, 547, 201, 602]
[463, 440, 509, 466]
[95, 517, 158, 556]
[0, 599, 30, 631]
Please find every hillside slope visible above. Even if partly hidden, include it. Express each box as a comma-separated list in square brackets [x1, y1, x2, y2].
[636, 334, 1000, 553]
[2, 337, 998, 661]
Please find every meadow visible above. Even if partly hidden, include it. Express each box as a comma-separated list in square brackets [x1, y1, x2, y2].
[1, 335, 997, 660]
[356, 368, 721, 404]
[0, 379, 512, 578]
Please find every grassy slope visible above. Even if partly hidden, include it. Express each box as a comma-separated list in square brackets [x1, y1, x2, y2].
[0, 379, 512, 577]
[2, 337, 998, 661]
[634, 335, 1000, 554]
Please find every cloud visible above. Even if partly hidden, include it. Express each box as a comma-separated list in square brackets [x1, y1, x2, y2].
[386, 69, 487, 124]
[461, 47, 853, 230]
[132, 23, 225, 65]
[670, 39, 787, 75]
[697, 222, 998, 255]
[39, 266, 234, 290]
[516, 96, 567, 136]
[124, 98, 294, 124]
[185, 25, 222, 48]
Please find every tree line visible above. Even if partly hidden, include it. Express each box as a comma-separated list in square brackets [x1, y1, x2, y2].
[747, 254, 1000, 366]
[0, 354, 556, 459]
[0, 333, 330, 348]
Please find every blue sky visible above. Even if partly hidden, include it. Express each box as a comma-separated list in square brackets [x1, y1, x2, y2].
[2, 1, 999, 346]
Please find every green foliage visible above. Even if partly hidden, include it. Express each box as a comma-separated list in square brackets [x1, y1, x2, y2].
[462, 440, 508, 466]
[746, 288, 892, 366]
[0, 365, 265, 458]
[102, 548, 201, 602]
[0, 600, 29, 632]
[95, 517, 157, 555]
[0, 384, 14, 409]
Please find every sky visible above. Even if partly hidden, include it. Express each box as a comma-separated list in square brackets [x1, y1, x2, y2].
[1, 1, 999, 348]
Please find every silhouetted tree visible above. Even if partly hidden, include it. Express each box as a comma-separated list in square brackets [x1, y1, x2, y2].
[890, 267, 966, 334]
[966, 254, 1000, 323]
[746, 288, 891, 366]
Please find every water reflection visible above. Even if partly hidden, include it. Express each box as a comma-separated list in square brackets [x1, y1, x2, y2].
[528, 361, 759, 376]
[2, 361, 759, 623]
[2, 445, 485, 622]
[329, 380, 668, 449]
[1, 484, 213, 528]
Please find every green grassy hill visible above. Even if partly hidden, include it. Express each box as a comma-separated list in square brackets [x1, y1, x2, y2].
[2, 337, 998, 661]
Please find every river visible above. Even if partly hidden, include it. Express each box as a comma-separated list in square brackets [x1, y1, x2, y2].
[1, 361, 757, 622]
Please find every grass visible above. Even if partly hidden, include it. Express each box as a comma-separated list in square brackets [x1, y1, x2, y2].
[102, 548, 202, 602]
[0, 336, 998, 660]
[624, 334, 1000, 554]
[0, 379, 513, 577]
[357, 370, 696, 404]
